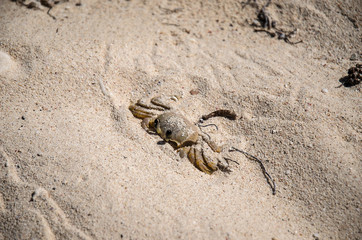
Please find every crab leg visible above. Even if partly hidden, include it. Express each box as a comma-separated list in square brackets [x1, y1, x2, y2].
[136, 99, 166, 111]
[150, 95, 180, 110]
[201, 149, 218, 172]
[128, 104, 156, 119]
[150, 97, 171, 110]
[129, 95, 180, 118]
[186, 146, 217, 174]
[200, 133, 222, 153]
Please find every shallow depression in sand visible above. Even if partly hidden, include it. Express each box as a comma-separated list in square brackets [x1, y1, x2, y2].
[0, 51, 15, 74]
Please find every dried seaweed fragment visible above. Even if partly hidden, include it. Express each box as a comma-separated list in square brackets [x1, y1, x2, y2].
[200, 110, 237, 122]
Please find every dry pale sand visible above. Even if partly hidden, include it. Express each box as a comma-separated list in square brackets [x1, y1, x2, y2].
[0, 0, 361, 239]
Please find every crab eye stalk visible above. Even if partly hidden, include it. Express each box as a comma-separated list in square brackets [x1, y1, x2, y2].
[154, 119, 159, 127]
[166, 130, 172, 137]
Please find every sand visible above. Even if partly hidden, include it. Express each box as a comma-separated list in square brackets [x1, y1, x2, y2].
[0, 0, 361, 239]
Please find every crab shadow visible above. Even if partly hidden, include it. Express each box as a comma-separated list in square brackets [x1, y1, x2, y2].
[157, 140, 167, 145]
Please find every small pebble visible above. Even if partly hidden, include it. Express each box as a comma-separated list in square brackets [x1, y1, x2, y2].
[321, 88, 328, 93]
[271, 21, 276, 28]
[350, 53, 358, 61]
[189, 89, 199, 95]
[251, 20, 259, 26]
[285, 170, 291, 175]
[312, 233, 320, 240]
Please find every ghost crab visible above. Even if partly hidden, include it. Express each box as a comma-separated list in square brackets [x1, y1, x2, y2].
[129, 95, 231, 174]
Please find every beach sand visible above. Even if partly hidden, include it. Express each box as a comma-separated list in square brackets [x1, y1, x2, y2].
[0, 0, 361, 239]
